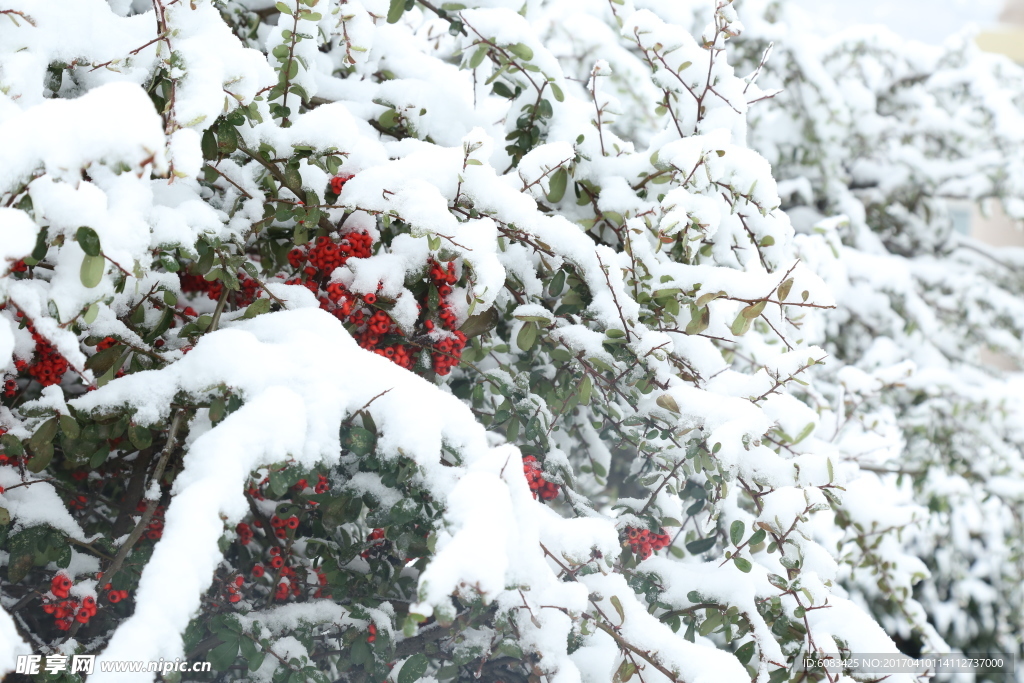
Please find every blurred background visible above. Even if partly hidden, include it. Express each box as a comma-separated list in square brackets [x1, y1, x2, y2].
[790, 0, 1024, 250]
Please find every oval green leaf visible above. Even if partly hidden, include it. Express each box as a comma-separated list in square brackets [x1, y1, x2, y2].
[80, 254, 105, 288]
[76, 226, 101, 257]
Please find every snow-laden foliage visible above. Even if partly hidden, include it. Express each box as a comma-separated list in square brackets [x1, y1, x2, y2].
[729, 0, 1024, 667]
[0, 0, 1017, 682]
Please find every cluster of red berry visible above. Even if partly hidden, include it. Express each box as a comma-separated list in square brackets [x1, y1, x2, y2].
[273, 565, 301, 601]
[366, 623, 377, 643]
[329, 174, 354, 195]
[523, 456, 559, 501]
[301, 232, 373, 274]
[360, 528, 387, 558]
[426, 260, 467, 376]
[263, 563, 328, 601]
[236, 521, 254, 545]
[179, 271, 259, 308]
[135, 501, 166, 541]
[313, 568, 329, 599]
[0, 312, 70, 391]
[224, 575, 245, 604]
[287, 235, 424, 371]
[269, 513, 300, 539]
[624, 527, 672, 560]
[277, 220, 469, 378]
[42, 575, 96, 630]
[103, 582, 130, 604]
[305, 474, 330, 494]
[96, 336, 118, 351]
[0, 427, 19, 468]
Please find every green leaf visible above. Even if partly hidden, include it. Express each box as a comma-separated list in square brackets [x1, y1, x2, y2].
[777, 278, 794, 301]
[398, 653, 429, 683]
[390, 497, 419, 525]
[247, 650, 266, 672]
[89, 445, 110, 469]
[469, 46, 488, 69]
[508, 43, 534, 60]
[759, 235, 775, 247]
[684, 305, 710, 336]
[609, 595, 625, 624]
[695, 291, 723, 308]
[216, 123, 239, 155]
[735, 641, 756, 665]
[741, 300, 767, 319]
[31, 226, 49, 261]
[348, 427, 375, 456]
[29, 417, 59, 453]
[492, 81, 514, 99]
[792, 421, 815, 445]
[387, 0, 405, 23]
[26, 442, 53, 473]
[550, 82, 564, 102]
[239, 635, 258, 661]
[0, 434, 23, 457]
[83, 302, 100, 324]
[269, 467, 301, 497]
[7, 533, 35, 582]
[202, 130, 218, 160]
[730, 520, 745, 546]
[208, 638, 239, 671]
[86, 345, 122, 375]
[378, 109, 398, 129]
[656, 393, 680, 414]
[549, 269, 566, 296]
[0, 507, 9, 525]
[579, 375, 593, 405]
[275, 1, 293, 15]
[128, 424, 153, 450]
[749, 529, 767, 546]
[459, 308, 499, 338]
[698, 611, 722, 636]
[614, 660, 636, 683]
[243, 298, 272, 319]
[546, 167, 568, 203]
[730, 311, 752, 336]
[603, 211, 624, 226]
[733, 556, 752, 573]
[350, 639, 373, 667]
[517, 321, 537, 351]
[76, 226, 101, 257]
[80, 254, 105, 288]
[686, 536, 716, 555]
[59, 415, 80, 440]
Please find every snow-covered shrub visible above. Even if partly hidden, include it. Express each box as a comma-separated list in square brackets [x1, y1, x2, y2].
[0, 0, 1016, 682]
[729, 0, 1024, 666]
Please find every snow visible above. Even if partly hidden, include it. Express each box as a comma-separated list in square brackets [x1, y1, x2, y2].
[0, 608, 30, 678]
[0, 81, 166, 190]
